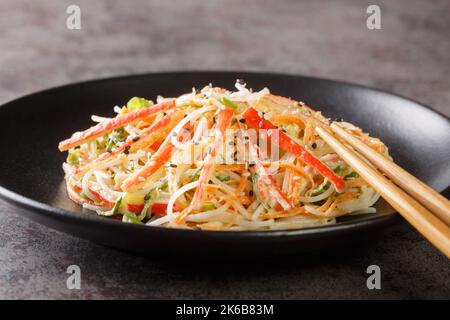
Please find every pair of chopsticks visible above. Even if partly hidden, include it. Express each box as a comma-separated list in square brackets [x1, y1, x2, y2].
[316, 124, 450, 258]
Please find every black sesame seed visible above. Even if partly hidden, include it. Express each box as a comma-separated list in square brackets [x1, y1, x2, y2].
[311, 142, 317, 149]
[249, 190, 254, 196]
[144, 195, 151, 201]
[132, 136, 140, 142]
[124, 146, 131, 155]
[239, 118, 246, 123]
[249, 163, 255, 168]
[107, 148, 112, 153]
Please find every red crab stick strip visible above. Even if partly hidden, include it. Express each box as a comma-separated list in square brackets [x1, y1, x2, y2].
[88, 187, 170, 215]
[121, 122, 194, 192]
[58, 99, 175, 151]
[187, 108, 234, 213]
[242, 107, 346, 192]
[127, 202, 171, 215]
[248, 142, 293, 210]
[75, 110, 181, 177]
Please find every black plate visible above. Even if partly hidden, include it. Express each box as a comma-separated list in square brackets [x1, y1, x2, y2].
[0, 71, 449, 258]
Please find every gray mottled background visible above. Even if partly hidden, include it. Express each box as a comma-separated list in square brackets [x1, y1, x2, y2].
[0, 0, 449, 299]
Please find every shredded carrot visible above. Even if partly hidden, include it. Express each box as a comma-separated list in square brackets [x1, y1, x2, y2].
[318, 196, 334, 212]
[270, 115, 306, 129]
[303, 119, 316, 145]
[236, 175, 248, 194]
[263, 161, 314, 188]
[259, 207, 317, 220]
[322, 192, 360, 217]
[345, 178, 369, 188]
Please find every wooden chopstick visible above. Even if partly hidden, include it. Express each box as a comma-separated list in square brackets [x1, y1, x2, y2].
[330, 122, 450, 226]
[316, 126, 450, 258]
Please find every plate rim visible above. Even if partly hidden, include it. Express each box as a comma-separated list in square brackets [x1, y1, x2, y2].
[0, 70, 448, 238]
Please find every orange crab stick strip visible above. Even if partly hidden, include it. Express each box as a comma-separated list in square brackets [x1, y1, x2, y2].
[242, 107, 346, 192]
[74, 110, 182, 177]
[121, 122, 194, 191]
[187, 108, 234, 212]
[58, 99, 175, 151]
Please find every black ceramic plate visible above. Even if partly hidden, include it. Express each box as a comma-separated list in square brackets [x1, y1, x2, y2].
[0, 72, 449, 258]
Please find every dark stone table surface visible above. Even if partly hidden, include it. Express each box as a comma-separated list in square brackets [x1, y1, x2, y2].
[0, 0, 449, 299]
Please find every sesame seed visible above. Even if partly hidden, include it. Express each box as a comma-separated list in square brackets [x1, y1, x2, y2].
[138, 177, 146, 182]
[239, 118, 246, 123]
[264, 178, 271, 185]
[242, 172, 250, 177]
[292, 176, 301, 181]
[258, 121, 263, 128]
